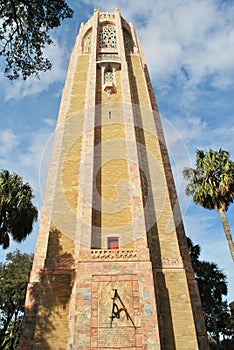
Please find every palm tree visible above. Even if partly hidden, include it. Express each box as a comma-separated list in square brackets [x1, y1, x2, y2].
[186, 236, 201, 271]
[183, 149, 234, 262]
[0, 170, 38, 249]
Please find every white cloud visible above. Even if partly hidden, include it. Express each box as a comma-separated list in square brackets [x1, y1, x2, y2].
[0, 129, 19, 157]
[0, 124, 54, 260]
[163, 112, 234, 159]
[2, 0, 233, 101]
[43, 118, 56, 127]
[18, 127, 54, 198]
[141, 0, 234, 87]
[19, 128, 51, 168]
[79, 0, 234, 111]
[100, 0, 234, 89]
[0, 122, 54, 203]
[167, 116, 208, 146]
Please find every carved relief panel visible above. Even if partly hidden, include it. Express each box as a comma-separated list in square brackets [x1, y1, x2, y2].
[91, 274, 143, 349]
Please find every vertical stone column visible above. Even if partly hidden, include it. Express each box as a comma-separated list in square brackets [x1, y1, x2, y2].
[67, 9, 99, 349]
[115, 8, 147, 249]
[75, 9, 99, 250]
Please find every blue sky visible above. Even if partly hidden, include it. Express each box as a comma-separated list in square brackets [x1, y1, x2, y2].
[0, 0, 233, 301]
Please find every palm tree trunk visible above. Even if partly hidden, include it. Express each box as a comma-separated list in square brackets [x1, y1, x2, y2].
[219, 209, 234, 262]
[211, 306, 220, 350]
[210, 306, 220, 350]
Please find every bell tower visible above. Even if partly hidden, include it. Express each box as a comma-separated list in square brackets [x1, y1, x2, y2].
[20, 8, 208, 350]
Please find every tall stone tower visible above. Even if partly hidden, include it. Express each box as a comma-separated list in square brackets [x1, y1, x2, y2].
[20, 8, 208, 350]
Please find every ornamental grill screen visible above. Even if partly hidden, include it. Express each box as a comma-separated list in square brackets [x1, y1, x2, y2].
[99, 24, 117, 48]
[104, 71, 114, 83]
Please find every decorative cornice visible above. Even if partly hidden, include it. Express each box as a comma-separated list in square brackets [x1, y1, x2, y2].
[97, 53, 121, 62]
[40, 252, 184, 273]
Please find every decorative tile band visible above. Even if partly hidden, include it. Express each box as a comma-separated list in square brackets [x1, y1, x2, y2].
[100, 12, 115, 20]
[79, 249, 138, 261]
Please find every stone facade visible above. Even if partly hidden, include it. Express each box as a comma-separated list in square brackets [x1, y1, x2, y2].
[19, 8, 208, 350]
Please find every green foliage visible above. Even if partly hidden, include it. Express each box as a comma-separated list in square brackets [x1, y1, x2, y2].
[196, 261, 228, 347]
[183, 149, 234, 211]
[222, 301, 234, 344]
[187, 237, 234, 348]
[0, 0, 73, 80]
[184, 148, 234, 262]
[220, 339, 234, 350]
[0, 250, 33, 349]
[0, 170, 38, 249]
[186, 236, 201, 270]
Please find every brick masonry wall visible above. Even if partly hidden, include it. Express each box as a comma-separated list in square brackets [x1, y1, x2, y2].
[143, 62, 209, 350]
[126, 52, 208, 349]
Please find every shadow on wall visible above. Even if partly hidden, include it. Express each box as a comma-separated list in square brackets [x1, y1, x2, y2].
[19, 226, 75, 349]
[126, 53, 177, 349]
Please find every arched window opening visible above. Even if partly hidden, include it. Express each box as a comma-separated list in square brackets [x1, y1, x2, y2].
[103, 65, 116, 95]
[83, 30, 92, 53]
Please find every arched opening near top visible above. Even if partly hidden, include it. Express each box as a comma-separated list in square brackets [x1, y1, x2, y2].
[103, 63, 116, 95]
[123, 28, 134, 53]
[82, 29, 92, 53]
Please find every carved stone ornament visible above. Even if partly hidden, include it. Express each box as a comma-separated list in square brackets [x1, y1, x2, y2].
[154, 256, 183, 269]
[79, 249, 138, 261]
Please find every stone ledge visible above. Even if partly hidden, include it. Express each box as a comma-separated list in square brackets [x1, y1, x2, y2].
[42, 252, 184, 273]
